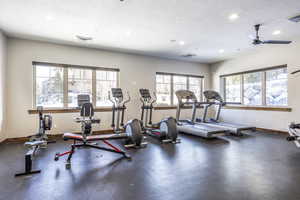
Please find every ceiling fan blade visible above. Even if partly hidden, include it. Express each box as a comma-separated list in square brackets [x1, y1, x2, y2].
[291, 70, 300, 75]
[262, 40, 292, 44]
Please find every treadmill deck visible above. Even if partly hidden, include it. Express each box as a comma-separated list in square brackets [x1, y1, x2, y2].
[177, 122, 228, 138]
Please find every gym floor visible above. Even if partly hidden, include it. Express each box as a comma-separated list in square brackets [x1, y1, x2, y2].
[1, 131, 300, 200]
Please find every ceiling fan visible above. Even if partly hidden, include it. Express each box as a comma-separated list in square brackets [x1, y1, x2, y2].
[252, 24, 292, 45]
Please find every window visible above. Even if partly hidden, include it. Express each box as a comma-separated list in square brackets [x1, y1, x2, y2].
[156, 74, 171, 105]
[266, 68, 288, 106]
[156, 72, 204, 105]
[68, 68, 93, 107]
[173, 76, 187, 104]
[225, 75, 241, 103]
[96, 71, 118, 106]
[243, 72, 262, 105]
[221, 65, 288, 107]
[33, 62, 119, 108]
[189, 77, 203, 103]
[35, 65, 64, 108]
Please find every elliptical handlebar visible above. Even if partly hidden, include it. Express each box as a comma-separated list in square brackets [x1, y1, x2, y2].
[108, 90, 131, 107]
[151, 92, 157, 106]
[108, 91, 114, 105]
[122, 91, 131, 106]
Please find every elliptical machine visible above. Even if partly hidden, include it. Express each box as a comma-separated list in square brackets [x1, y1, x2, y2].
[287, 123, 300, 147]
[287, 69, 300, 147]
[54, 94, 136, 169]
[139, 89, 180, 144]
[109, 88, 147, 148]
[15, 106, 54, 177]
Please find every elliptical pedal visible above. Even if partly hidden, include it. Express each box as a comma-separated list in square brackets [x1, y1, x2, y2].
[139, 88, 179, 145]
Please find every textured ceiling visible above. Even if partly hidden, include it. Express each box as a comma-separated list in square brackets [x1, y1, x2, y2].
[0, 0, 300, 63]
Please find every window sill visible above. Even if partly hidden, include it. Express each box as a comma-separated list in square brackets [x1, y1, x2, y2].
[28, 107, 112, 114]
[154, 106, 177, 110]
[224, 105, 292, 112]
[154, 105, 203, 110]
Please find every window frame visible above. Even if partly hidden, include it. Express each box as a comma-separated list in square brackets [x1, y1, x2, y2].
[155, 72, 204, 106]
[95, 70, 119, 107]
[33, 61, 119, 109]
[220, 65, 288, 107]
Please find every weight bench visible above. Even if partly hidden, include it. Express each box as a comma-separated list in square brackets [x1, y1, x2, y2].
[54, 97, 132, 169]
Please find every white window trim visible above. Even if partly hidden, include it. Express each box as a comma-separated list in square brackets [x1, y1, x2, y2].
[221, 65, 288, 107]
[156, 72, 204, 106]
[33, 62, 119, 109]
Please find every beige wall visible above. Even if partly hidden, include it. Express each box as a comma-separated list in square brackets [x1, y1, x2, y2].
[211, 40, 300, 131]
[0, 31, 7, 142]
[5, 38, 211, 139]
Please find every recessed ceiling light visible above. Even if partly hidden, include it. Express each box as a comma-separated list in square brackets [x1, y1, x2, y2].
[76, 35, 93, 41]
[219, 49, 225, 53]
[272, 30, 281, 35]
[46, 14, 55, 21]
[179, 41, 185, 45]
[125, 31, 132, 36]
[228, 13, 239, 21]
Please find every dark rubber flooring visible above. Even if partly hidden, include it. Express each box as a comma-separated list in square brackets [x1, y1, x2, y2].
[1, 131, 300, 200]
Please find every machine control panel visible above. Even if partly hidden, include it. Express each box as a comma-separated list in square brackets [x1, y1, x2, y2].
[111, 88, 123, 98]
[139, 89, 151, 99]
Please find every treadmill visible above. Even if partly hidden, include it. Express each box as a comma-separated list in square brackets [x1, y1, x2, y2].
[175, 90, 229, 138]
[198, 90, 256, 136]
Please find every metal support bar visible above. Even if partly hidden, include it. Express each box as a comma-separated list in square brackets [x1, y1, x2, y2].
[15, 146, 41, 177]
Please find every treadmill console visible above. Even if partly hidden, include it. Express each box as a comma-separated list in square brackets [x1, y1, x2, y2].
[139, 89, 151, 99]
[203, 90, 223, 102]
[111, 88, 123, 99]
[175, 90, 197, 103]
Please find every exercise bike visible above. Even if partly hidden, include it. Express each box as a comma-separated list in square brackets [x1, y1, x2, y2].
[15, 106, 55, 177]
[109, 88, 147, 148]
[139, 89, 180, 144]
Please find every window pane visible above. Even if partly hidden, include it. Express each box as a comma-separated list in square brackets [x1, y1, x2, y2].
[156, 74, 171, 105]
[225, 75, 241, 103]
[173, 76, 187, 104]
[68, 68, 92, 107]
[243, 72, 262, 105]
[96, 71, 118, 106]
[189, 77, 202, 101]
[36, 65, 64, 107]
[266, 68, 288, 106]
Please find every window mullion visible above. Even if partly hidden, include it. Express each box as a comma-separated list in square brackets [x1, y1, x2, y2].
[171, 75, 174, 105]
[63, 67, 68, 108]
[221, 77, 226, 102]
[116, 71, 120, 87]
[92, 69, 97, 107]
[200, 78, 204, 102]
[187, 76, 190, 90]
[241, 74, 244, 105]
[33, 65, 37, 108]
[262, 71, 267, 106]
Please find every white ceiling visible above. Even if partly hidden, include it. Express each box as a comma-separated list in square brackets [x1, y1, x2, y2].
[0, 0, 300, 63]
